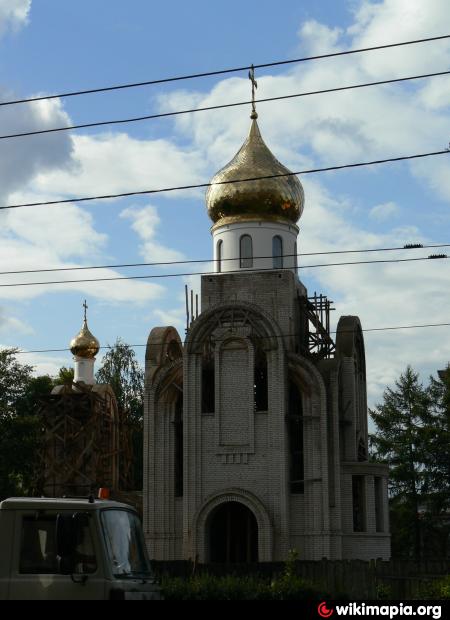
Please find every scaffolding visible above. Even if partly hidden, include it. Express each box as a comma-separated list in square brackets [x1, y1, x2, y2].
[37, 382, 133, 497]
[305, 292, 336, 360]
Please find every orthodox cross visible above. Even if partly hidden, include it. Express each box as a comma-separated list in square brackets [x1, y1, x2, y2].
[248, 64, 258, 119]
[83, 299, 88, 322]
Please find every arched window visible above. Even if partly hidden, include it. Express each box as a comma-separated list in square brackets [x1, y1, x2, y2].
[217, 240, 223, 273]
[174, 392, 183, 497]
[240, 235, 253, 268]
[272, 235, 283, 269]
[288, 380, 304, 494]
[294, 241, 298, 271]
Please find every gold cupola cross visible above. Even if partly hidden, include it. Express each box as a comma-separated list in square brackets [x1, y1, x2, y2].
[248, 64, 258, 119]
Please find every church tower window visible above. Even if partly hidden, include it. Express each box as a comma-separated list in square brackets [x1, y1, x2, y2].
[217, 240, 223, 273]
[174, 392, 183, 497]
[254, 348, 268, 412]
[288, 380, 304, 494]
[272, 235, 283, 269]
[201, 347, 215, 414]
[240, 235, 253, 268]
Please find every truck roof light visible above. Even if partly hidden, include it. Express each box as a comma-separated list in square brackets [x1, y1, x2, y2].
[98, 488, 110, 500]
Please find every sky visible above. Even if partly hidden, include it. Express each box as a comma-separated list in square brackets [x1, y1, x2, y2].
[0, 0, 449, 406]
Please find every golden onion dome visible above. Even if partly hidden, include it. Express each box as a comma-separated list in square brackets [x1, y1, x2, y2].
[206, 118, 304, 227]
[70, 309, 100, 359]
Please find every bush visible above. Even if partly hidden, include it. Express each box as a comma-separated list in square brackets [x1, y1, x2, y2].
[161, 572, 328, 600]
[419, 576, 450, 599]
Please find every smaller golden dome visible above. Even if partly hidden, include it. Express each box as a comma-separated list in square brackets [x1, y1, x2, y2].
[70, 302, 100, 358]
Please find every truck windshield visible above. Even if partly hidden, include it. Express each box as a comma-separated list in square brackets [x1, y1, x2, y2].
[101, 510, 152, 578]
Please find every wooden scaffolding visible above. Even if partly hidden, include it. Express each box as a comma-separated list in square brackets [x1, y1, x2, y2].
[37, 382, 133, 497]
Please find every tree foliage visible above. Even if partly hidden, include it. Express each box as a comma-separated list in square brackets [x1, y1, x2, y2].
[0, 348, 34, 419]
[54, 366, 74, 385]
[96, 339, 145, 488]
[96, 338, 144, 420]
[422, 367, 450, 513]
[0, 349, 54, 499]
[370, 365, 450, 558]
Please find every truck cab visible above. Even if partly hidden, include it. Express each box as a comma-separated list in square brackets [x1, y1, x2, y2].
[0, 497, 161, 600]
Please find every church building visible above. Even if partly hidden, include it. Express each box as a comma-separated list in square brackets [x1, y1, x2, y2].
[143, 94, 390, 562]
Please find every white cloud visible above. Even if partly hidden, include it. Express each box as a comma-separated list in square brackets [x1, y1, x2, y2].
[34, 132, 208, 201]
[153, 307, 186, 334]
[0, 93, 166, 306]
[120, 204, 185, 263]
[0, 98, 73, 199]
[0, 0, 31, 37]
[369, 201, 400, 221]
[346, 0, 450, 114]
[298, 19, 343, 55]
[1, 201, 106, 258]
[0, 307, 34, 335]
[0, 200, 165, 304]
[418, 77, 450, 110]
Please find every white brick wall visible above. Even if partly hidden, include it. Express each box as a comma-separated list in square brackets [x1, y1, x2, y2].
[143, 270, 391, 562]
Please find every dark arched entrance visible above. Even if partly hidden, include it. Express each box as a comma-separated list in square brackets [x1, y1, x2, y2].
[209, 501, 258, 563]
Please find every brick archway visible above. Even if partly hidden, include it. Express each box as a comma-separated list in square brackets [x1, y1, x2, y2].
[193, 488, 273, 562]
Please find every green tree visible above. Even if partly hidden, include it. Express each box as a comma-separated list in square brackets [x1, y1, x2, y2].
[370, 366, 430, 558]
[0, 348, 34, 419]
[96, 339, 144, 419]
[96, 339, 144, 489]
[419, 367, 450, 557]
[0, 349, 54, 499]
[54, 366, 74, 385]
[423, 367, 450, 511]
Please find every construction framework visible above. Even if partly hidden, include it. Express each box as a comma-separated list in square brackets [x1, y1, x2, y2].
[37, 382, 133, 497]
[305, 292, 336, 359]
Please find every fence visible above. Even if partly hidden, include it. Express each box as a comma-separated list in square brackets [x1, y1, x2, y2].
[152, 558, 450, 599]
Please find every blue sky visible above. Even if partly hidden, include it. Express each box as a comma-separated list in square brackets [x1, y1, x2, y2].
[0, 0, 449, 405]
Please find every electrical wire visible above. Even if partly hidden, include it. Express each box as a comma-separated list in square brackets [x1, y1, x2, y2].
[1, 148, 449, 211]
[10, 321, 450, 355]
[0, 243, 448, 277]
[0, 254, 447, 289]
[1, 34, 449, 108]
[3, 69, 450, 141]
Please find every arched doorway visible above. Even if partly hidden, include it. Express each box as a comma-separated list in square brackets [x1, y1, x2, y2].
[209, 501, 258, 563]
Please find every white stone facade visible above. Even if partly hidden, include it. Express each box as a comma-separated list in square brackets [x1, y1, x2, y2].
[143, 269, 391, 562]
[73, 355, 96, 385]
[212, 220, 299, 274]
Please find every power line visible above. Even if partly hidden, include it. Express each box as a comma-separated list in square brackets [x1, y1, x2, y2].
[0, 243, 448, 277]
[3, 69, 450, 141]
[0, 254, 447, 289]
[1, 34, 449, 108]
[10, 321, 450, 355]
[2, 148, 449, 211]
